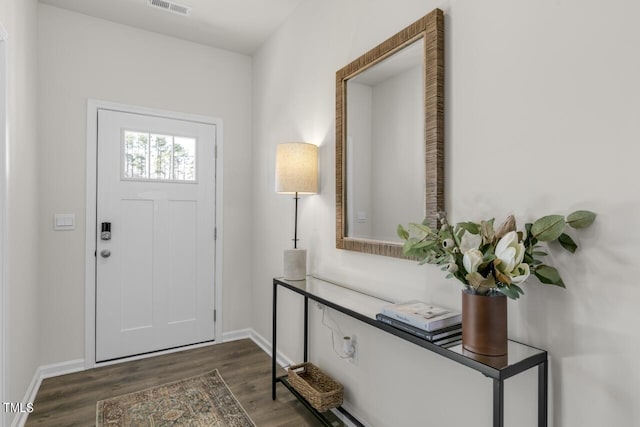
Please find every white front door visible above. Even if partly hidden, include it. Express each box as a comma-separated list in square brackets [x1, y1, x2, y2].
[96, 109, 216, 362]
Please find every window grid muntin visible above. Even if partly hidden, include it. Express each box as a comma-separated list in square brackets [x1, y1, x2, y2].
[122, 129, 197, 183]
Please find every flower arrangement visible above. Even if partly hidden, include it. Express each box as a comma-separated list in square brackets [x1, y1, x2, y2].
[397, 210, 596, 299]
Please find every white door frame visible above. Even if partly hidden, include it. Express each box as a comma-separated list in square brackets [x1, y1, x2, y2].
[85, 100, 224, 369]
[0, 22, 9, 427]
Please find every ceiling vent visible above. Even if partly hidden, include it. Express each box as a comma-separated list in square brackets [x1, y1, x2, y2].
[147, 0, 192, 17]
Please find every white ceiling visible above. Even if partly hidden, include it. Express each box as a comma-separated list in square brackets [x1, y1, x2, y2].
[39, 0, 304, 54]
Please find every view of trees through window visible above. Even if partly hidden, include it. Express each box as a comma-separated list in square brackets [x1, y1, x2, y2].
[123, 130, 196, 181]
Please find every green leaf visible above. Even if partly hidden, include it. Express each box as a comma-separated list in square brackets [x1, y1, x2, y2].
[451, 227, 462, 247]
[498, 285, 522, 300]
[566, 210, 596, 229]
[511, 283, 525, 295]
[534, 265, 566, 287]
[533, 250, 548, 257]
[402, 240, 418, 255]
[408, 222, 432, 235]
[458, 222, 480, 234]
[397, 224, 409, 240]
[438, 228, 452, 240]
[524, 223, 536, 247]
[558, 233, 578, 253]
[413, 240, 436, 250]
[531, 215, 565, 242]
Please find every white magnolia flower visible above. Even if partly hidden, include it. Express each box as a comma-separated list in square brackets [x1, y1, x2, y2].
[495, 231, 525, 274]
[510, 263, 531, 284]
[463, 249, 483, 274]
[460, 231, 482, 254]
[495, 231, 531, 284]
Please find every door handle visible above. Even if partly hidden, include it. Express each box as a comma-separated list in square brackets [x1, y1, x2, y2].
[100, 249, 111, 258]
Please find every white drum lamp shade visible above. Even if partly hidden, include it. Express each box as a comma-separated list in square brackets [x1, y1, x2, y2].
[275, 142, 318, 195]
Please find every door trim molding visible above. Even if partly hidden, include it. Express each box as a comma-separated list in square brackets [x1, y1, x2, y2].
[0, 23, 8, 427]
[85, 100, 224, 369]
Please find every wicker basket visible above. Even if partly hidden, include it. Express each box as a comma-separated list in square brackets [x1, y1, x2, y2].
[287, 362, 344, 412]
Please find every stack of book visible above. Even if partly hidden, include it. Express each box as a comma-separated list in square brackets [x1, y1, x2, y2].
[376, 301, 462, 347]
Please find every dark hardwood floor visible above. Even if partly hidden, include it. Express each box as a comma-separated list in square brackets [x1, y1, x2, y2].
[26, 339, 322, 426]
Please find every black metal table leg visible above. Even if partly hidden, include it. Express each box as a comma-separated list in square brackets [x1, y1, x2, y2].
[493, 379, 504, 427]
[304, 296, 309, 362]
[538, 360, 548, 427]
[272, 282, 278, 400]
[272, 277, 547, 427]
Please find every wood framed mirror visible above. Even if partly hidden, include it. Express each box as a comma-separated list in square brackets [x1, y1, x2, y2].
[336, 8, 444, 258]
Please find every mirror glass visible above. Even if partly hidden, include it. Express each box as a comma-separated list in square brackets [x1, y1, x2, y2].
[345, 39, 424, 242]
[336, 9, 444, 258]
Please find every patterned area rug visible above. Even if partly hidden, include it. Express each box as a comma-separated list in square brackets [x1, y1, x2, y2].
[96, 370, 255, 426]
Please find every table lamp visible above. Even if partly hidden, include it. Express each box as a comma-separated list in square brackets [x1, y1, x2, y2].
[275, 142, 318, 280]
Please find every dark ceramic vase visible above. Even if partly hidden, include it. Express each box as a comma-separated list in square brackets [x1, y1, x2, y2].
[461, 289, 508, 357]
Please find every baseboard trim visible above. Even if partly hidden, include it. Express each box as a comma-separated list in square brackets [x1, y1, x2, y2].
[222, 328, 294, 368]
[250, 328, 295, 367]
[222, 328, 252, 342]
[10, 370, 39, 427]
[39, 358, 85, 380]
[11, 359, 85, 427]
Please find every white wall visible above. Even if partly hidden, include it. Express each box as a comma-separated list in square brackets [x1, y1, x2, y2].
[347, 66, 424, 242]
[371, 65, 423, 241]
[0, 0, 40, 426]
[37, 4, 253, 365]
[346, 81, 373, 239]
[253, 0, 640, 426]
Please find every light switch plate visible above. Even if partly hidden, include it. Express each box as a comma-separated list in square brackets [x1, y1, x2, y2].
[54, 213, 75, 231]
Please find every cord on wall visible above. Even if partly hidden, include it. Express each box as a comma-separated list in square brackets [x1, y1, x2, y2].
[321, 307, 356, 359]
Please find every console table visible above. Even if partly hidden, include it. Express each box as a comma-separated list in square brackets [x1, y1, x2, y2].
[271, 276, 548, 427]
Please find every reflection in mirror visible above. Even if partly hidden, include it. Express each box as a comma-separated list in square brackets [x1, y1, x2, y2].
[346, 39, 424, 242]
[335, 9, 444, 258]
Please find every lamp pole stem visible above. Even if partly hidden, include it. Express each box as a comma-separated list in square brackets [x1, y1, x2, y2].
[293, 192, 299, 249]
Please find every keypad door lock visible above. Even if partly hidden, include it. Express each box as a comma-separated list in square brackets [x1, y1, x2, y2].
[101, 222, 111, 240]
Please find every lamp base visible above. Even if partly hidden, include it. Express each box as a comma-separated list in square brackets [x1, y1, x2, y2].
[283, 249, 307, 281]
